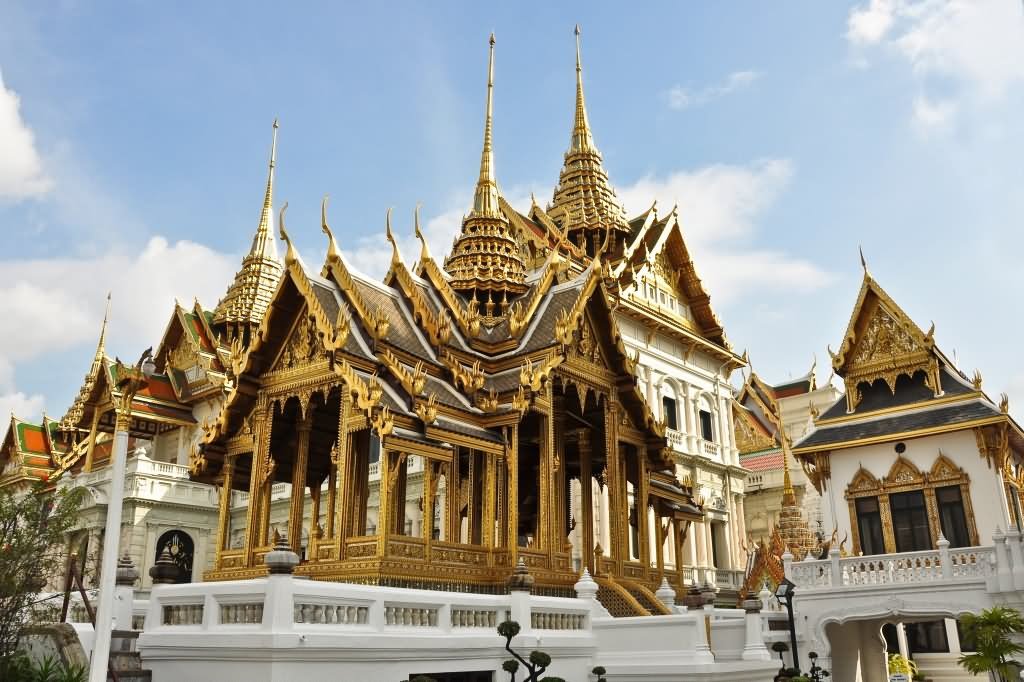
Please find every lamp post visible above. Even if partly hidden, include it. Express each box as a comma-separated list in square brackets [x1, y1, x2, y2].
[775, 577, 799, 674]
[89, 349, 154, 682]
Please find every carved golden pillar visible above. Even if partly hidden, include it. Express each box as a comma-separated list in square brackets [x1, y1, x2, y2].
[326, 463, 337, 539]
[673, 519, 685, 590]
[447, 448, 461, 543]
[332, 391, 350, 555]
[423, 460, 436, 555]
[244, 399, 273, 566]
[637, 453, 651, 571]
[507, 426, 519, 565]
[393, 455, 408, 535]
[483, 452, 497, 551]
[288, 414, 312, 554]
[467, 450, 478, 544]
[879, 493, 896, 553]
[82, 408, 103, 473]
[541, 392, 554, 558]
[553, 395, 567, 552]
[376, 448, 392, 556]
[579, 430, 595, 572]
[655, 516, 665, 580]
[496, 458, 507, 548]
[309, 480, 322, 558]
[215, 455, 235, 559]
[604, 396, 625, 568]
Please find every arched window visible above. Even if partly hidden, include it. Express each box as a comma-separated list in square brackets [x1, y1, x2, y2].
[698, 395, 715, 442]
[155, 530, 194, 583]
[660, 383, 679, 431]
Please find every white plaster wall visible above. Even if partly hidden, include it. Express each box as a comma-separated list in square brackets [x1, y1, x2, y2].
[823, 429, 1008, 549]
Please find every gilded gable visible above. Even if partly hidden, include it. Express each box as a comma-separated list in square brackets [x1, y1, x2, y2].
[272, 308, 322, 372]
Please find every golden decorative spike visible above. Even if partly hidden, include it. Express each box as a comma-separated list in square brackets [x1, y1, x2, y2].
[278, 202, 298, 266]
[385, 207, 403, 265]
[1000, 393, 1010, 414]
[256, 119, 279, 252]
[413, 203, 431, 264]
[473, 32, 500, 218]
[322, 195, 341, 262]
[414, 394, 438, 425]
[93, 292, 111, 368]
[859, 245, 869, 276]
[972, 369, 983, 390]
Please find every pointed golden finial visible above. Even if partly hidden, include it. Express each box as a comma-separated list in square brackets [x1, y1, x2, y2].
[279, 202, 297, 266]
[572, 24, 595, 154]
[859, 245, 869, 277]
[95, 292, 112, 363]
[809, 353, 818, 390]
[470, 33, 501, 219]
[252, 119, 280, 259]
[778, 412, 796, 506]
[385, 207, 403, 265]
[972, 369, 983, 390]
[413, 203, 432, 264]
[321, 195, 340, 262]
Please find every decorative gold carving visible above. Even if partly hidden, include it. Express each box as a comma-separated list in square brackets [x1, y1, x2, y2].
[414, 394, 438, 425]
[440, 349, 485, 394]
[276, 312, 320, 371]
[380, 348, 427, 397]
[519, 353, 563, 392]
[508, 249, 565, 336]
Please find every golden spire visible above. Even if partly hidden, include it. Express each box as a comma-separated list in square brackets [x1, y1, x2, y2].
[571, 24, 595, 155]
[94, 292, 111, 364]
[212, 119, 285, 341]
[778, 412, 796, 506]
[251, 118, 280, 260]
[472, 33, 500, 218]
[548, 25, 629, 245]
[444, 33, 527, 305]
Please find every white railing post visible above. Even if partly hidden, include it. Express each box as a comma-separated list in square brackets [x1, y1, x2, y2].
[1007, 528, 1024, 591]
[655, 577, 677, 612]
[263, 539, 299, 632]
[741, 597, 771, 661]
[937, 533, 952, 581]
[782, 550, 794, 583]
[829, 548, 841, 586]
[113, 555, 139, 631]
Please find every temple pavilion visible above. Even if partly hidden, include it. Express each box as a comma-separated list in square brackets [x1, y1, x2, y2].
[185, 31, 734, 607]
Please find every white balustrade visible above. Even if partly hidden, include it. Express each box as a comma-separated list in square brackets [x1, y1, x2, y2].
[220, 602, 264, 624]
[531, 610, 585, 630]
[384, 605, 438, 627]
[294, 601, 368, 625]
[451, 608, 500, 628]
[702, 440, 720, 457]
[161, 603, 203, 626]
[788, 546, 998, 590]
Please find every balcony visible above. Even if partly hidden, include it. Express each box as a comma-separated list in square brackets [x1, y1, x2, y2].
[63, 453, 217, 509]
[701, 440, 720, 458]
[666, 428, 686, 451]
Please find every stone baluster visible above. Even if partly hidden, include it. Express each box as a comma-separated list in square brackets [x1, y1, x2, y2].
[829, 548, 841, 587]
[741, 597, 771, 661]
[937, 533, 952, 580]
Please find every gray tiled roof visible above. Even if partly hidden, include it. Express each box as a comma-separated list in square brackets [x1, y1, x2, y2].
[797, 399, 998, 450]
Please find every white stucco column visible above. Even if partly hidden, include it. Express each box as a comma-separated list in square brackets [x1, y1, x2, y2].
[89, 423, 130, 682]
[695, 520, 708, 567]
[683, 383, 697, 453]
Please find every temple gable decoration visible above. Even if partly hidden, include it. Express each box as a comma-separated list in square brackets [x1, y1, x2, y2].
[828, 272, 942, 412]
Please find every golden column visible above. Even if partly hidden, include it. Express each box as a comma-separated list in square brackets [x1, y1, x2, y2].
[332, 392, 351, 558]
[244, 398, 273, 566]
[506, 426, 519, 565]
[215, 455, 235, 559]
[578, 430, 595, 572]
[288, 413, 313, 554]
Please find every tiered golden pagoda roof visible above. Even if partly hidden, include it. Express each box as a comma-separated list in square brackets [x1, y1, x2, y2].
[213, 119, 284, 343]
[547, 26, 630, 255]
[444, 35, 528, 308]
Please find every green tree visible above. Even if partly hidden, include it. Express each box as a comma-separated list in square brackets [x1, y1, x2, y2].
[958, 607, 1024, 682]
[0, 482, 85, 669]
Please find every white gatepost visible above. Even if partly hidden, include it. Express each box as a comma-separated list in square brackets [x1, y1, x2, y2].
[829, 548, 841, 586]
[938, 534, 952, 581]
[1008, 528, 1024, 591]
[995, 528, 1014, 592]
[741, 597, 771, 661]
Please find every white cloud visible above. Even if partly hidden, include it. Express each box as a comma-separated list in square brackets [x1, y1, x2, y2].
[847, 0, 897, 44]
[0, 236, 237, 419]
[0, 358, 44, 420]
[0, 69, 50, 201]
[847, 0, 1024, 129]
[616, 159, 833, 304]
[664, 70, 760, 111]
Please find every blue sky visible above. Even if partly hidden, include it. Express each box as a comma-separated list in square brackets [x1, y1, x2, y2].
[1, 1, 1023, 421]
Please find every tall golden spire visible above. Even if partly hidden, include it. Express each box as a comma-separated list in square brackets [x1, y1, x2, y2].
[548, 25, 629, 250]
[571, 24, 595, 155]
[472, 33, 500, 218]
[251, 118, 280, 260]
[444, 34, 527, 308]
[94, 292, 111, 365]
[212, 119, 285, 343]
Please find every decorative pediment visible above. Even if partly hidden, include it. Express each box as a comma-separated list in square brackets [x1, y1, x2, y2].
[829, 275, 940, 411]
[733, 405, 776, 454]
[272, 308, 323, 373]
[929, 453, 962, 483]
[572, 314, 608, 368]
[885, 456, 923, 487]
[847, 466, 881, 495]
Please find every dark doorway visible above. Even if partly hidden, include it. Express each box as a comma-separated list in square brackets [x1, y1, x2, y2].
[407, 672, 493, 682]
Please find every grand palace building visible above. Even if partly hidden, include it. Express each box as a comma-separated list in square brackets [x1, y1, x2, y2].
[4, 29, 1024, 682]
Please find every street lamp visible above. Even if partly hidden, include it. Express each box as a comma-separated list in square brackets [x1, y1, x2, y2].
[88, 348, 154, 682]
[775, 577, 800, 674]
